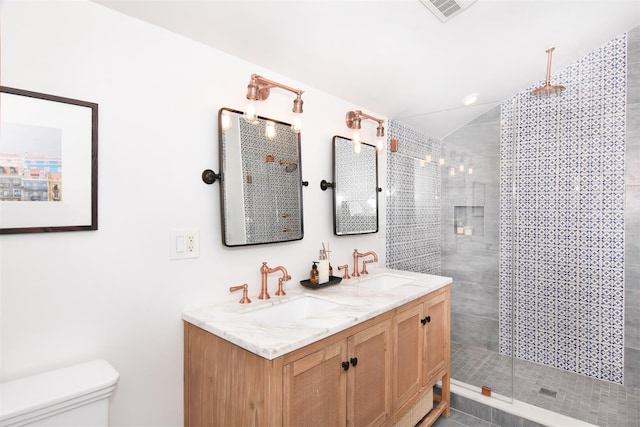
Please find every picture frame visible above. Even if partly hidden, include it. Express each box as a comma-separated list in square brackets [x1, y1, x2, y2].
[0, 86, 98, 234]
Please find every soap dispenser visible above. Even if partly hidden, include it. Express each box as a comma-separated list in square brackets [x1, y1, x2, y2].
[317, 250, 330, 284]
[310, 262, 319, 285]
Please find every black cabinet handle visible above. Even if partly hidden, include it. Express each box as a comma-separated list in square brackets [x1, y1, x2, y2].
[350, 357, 358, 367]
[420, 316, 431, 325]
[342, 361, 350, 371]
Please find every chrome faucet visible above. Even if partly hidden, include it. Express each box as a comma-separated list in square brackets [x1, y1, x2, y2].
[259, 262, 291, 299]
[352, 249, 378, 277]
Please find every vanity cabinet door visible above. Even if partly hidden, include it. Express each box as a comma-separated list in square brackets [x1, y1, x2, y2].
[423, 290, 450, 387]
[282, 341, 348, 427]
[392, 302, 424, 412]
[347, 320, 391, 427]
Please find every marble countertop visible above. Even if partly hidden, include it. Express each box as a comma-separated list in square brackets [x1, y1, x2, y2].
[182, 268, 452, 360]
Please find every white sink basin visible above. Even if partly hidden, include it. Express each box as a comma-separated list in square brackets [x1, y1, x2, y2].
[354, 274, 415, 291]
[243, 296, 341, 325]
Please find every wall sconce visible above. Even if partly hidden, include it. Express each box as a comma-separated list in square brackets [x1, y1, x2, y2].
[345, 110, 385, 153]
[265, 120, 276, 139]
[244, 74, 304, 133]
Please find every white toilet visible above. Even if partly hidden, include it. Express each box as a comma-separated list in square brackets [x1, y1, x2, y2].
[0, 360, 119, 427]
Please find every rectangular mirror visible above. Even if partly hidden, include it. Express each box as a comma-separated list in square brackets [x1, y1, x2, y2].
[219, 108, 304, 246]
[332, 135, 379, 235]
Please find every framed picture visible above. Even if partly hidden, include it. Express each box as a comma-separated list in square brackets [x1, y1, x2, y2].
[0, 87, 98, 234]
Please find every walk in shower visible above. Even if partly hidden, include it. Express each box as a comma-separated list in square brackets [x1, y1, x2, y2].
[387, 26, 639, 426]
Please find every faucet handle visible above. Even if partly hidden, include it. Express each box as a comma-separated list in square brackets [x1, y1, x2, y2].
[362, 260, 375, 275]
[338, 264, 350, 279]
[229, 283, 251, 304]
[276, 273, 291, 296]
[275, 277, 287, 296]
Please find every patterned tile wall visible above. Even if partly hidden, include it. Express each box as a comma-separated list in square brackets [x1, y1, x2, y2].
[334, 137, 378, 234]
[231, 119, 302, 244]
[499, 34, 627, 384]
[386, 121, 442, 274]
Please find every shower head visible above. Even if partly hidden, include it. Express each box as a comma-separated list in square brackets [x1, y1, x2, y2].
[285, 163, 298, 173]
[531, 83, 566, 96]
[278, 159, 298, 172]
[531, 47, 565, 96]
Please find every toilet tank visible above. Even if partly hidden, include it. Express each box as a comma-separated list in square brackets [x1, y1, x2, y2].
[0, 360, 119, 427]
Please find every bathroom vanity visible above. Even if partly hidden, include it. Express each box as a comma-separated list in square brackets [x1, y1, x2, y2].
[183, 269, 451, 427]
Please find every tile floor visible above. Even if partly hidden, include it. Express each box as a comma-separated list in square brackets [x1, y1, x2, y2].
[432, 408, 493, 427]
[444, 342, 640, 427]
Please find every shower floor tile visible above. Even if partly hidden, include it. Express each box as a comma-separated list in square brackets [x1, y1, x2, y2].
[450, 342, 640, 427]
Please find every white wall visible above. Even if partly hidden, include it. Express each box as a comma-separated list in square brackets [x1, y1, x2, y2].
[0, 1, 386, 425]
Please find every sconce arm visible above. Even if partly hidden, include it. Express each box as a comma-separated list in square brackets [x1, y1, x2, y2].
[251, 74, 304, 98]
[357, 111, 384, 125]
[346, 110, 384, 129]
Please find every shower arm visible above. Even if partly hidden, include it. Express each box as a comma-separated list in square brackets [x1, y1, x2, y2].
[544, 47, 555, 85]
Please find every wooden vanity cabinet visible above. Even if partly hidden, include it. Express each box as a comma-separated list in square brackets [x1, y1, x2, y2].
[391, 286, 451, 426]
[422, 290, 449, 388]
[282, 340, 347, 426]
[184, 285, 450, 427]
[282, 319, 391, 427]
[183, 325, 282, 427]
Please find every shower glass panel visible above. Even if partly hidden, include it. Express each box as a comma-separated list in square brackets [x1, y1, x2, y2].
[440, 106, 514, 402]
[392, 29, 630, 416]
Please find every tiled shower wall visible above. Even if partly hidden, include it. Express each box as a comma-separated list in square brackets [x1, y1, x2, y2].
[386, 121, 441, 274]
[390, 27, 639, 387]
[499, 33, 628, 384]
[237, 119, 302, 244]
[334, 138, 378, 234]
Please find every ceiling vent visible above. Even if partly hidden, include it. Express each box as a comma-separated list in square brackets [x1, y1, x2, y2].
[419, 0, 477, 22]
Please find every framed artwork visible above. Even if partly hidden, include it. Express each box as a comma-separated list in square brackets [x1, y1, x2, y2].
[0, 86, 98, 234]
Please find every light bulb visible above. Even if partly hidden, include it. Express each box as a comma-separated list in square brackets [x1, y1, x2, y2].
[376, 136, 385, 152]
[439, 157, 445, 166]
[244, 100, 258, 123]
[354, 140, 362, 154]
[353, 130, 361, 146]
[291, 112, 303, 133]
[425, 153, 432, 163]
[468, 165, 473, 175]
[449, 167, 455, 176]
[221, 110, 232, 130]
[265, 121, 276, 139]
[419, 160, 425, 167]
[459, 163, 465, 172]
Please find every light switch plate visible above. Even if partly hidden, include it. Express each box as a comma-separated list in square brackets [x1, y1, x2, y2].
[170, 229, 200, 260]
